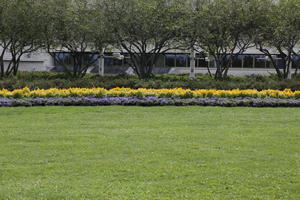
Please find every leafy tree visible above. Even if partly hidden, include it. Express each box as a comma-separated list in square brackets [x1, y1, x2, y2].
[103, 0, 188, 79]
[0, 1, 6, 76]
[41, 0, 112, 78]
[189, 0, 264, 80]
[0, 0, 43, 77]
[254, 0, 300, 79]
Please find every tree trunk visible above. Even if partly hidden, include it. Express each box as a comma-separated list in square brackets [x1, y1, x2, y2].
[137, 65, 152, 79]
[0, 58, 4, 77]
[131, 55, 155, 79]
[214, 58, 228, 80]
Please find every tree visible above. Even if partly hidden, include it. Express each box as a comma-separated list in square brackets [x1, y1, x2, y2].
[103, 0, 188, 79]
[254, 0, 300, 79]
[0, 0, 43, 77]
[41, 0, 113, 78]
[0, 0, 7, 76]
[189, 0, 264, 80]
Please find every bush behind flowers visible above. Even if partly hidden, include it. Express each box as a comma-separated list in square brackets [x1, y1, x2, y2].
[1, 73, 300, 91]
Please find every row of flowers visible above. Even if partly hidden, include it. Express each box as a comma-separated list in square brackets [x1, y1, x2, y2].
[0, 88, 300, 99]
[1, 97, 300, 107]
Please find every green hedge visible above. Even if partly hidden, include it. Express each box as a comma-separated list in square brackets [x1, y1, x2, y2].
[1, 72, 300, 90]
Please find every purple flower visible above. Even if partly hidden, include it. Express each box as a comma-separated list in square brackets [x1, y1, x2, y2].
[1, 97, 300, 107]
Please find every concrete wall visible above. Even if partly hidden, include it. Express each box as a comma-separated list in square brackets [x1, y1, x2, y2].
[1, 47, 55, 72]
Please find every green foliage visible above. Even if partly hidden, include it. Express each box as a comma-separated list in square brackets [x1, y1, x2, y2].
[40, 0, 113, 78]
[189, 0, 265, 80]
[0, 0, 44, 77]
[254, 0, 300, 79]
[1, 72, 300, 90]
[1, 0, 300, 81]
[103, 0, 188, 79]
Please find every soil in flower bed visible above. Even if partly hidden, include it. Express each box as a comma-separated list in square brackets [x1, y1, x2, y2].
[1, 97, 300, 107]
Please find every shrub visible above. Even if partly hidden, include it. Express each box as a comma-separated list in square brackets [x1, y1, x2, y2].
[1, 97, 300, 107]
[1, 72, 300, 90]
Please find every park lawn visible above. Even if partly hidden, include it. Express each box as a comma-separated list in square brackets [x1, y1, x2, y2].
[0, 106, 299, 200]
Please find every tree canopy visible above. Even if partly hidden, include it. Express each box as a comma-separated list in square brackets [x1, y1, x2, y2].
[102, 0, 189, 78]
[0, 0, 44, 77]
[188, 0, 269, 79]
[254, 0, 300, 79]
[0, 0, 300, 79]
[39, 0, 114, 78]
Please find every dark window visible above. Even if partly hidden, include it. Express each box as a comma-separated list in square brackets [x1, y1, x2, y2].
[156, 55, 165, 68]
[231, 55, 243, 68]
[254, 55, 266, 68]
[54, 53, 98, 67]
[176, 54, 188, 67]
[292, 56, 300, 69]
[112, 59, 123, 66]
[165, 54, 176, 67]
[197, 59, 208, 68]
[243, 55, 254, 68]
[104, 58, 114, 67]
[276, 58, 285, 69]
[266, 60, 272, 68]
[195, 53, 208, 68]
[104, 53, 113, 67]
[123, 53, 131, 67]
[54, 53, 72, 66]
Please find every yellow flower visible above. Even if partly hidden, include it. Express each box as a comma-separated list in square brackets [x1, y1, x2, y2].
[0, 88, 298, 99]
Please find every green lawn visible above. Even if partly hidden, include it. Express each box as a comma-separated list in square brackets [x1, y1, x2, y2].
[0, 107, 299, 200]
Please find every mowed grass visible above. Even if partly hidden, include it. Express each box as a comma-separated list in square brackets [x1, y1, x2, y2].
[0, 106, 299, 200]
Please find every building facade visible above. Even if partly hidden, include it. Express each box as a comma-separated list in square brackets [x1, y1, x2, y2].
[5, 47, 299, 76]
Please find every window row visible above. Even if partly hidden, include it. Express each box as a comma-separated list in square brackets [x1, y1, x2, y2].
[54, 53, 300, 69]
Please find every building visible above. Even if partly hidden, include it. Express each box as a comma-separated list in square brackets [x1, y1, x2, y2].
[4, 47, 299, 76]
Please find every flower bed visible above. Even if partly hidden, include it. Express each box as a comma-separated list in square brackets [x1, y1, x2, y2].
[0, 88, 300, 99]
[0, 88, 300, 107]
[1, 97, 300, 107]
